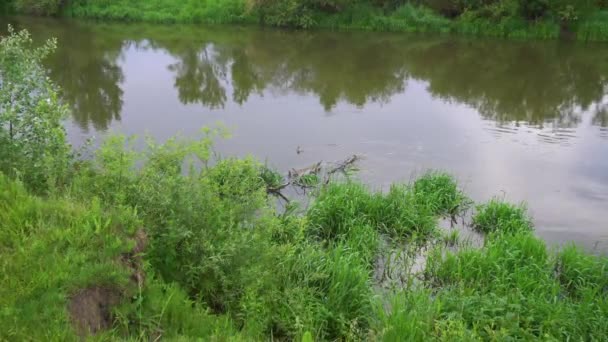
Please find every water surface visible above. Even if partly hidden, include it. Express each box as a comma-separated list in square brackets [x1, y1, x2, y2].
[3, 17, 608, 250]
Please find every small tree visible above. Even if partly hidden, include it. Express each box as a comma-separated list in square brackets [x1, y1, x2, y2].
[0, 26, 71, 192]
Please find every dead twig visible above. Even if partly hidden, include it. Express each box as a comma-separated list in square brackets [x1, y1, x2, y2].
[328, 154, 360, 175]
[268, 155, 361, 201]
[269, 188, 290, 203]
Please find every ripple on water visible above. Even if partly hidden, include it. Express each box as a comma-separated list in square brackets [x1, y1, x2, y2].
[482, 120, 579, 146]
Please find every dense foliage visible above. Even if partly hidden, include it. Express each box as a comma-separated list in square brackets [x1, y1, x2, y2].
[0, 26, 70, 193]
[6, 0, 608, 40]
[1, 27, 607, 340]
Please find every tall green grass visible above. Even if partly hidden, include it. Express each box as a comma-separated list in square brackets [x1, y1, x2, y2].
[68, 0, 253, 24]
[417, 230, 608, 340]
[413, 172, 471, 217]
[472, 198, 533, 234]
[310, 4, 453, 33]
[306, 172, 469, 244]
[0, 175, 138, 340]
[576, 11, 608, 41]
[455, 16, 560, 39]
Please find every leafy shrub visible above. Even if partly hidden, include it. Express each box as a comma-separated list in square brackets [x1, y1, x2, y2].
[549, 0, 595, 22]
[0, 26, 71, 193]
[251, 0, 316, 28]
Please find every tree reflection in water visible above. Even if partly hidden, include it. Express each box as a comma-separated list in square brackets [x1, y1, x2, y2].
[6, 17, 608, 138]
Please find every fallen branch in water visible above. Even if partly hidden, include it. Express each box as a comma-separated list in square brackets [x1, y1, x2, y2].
[327, 154, 360, 176]
[288, 161, 322, 180]
[265, 155, 362, 202]
[268, 188, 290, 203]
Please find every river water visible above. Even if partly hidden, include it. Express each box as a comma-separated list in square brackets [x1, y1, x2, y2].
[3, 16, 608, 251]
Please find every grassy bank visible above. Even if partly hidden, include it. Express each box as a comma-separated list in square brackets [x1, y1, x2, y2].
[1, 26, 608, 340]
[6, 0, 608, 40]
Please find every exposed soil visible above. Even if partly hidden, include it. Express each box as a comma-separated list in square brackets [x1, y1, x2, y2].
[68, 229, 148, 338]
[68, 286, 121, 338]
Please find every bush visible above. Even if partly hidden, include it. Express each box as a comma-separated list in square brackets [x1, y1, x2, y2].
[549, 0, 595, 22]
[251, 0, 315, 27]
[0, 26, 71, 193]
[86, 139, 269, 313]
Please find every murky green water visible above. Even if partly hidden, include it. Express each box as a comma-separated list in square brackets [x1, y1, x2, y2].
[3, 16, 608, 250]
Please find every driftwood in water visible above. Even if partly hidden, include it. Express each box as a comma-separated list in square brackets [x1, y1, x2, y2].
[328, 154, 360, 176]
[268, 155, 362, 202]
[288, 161, 322, 180]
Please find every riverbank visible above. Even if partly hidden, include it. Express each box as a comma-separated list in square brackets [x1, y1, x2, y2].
[1, 26, 608, 340]
[5, 0, 608, 41]
[4, 163, 608, 340]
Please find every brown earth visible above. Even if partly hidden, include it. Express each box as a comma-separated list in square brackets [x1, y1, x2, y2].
[68, 286, 121, 338]
[67, 229, 148, 338]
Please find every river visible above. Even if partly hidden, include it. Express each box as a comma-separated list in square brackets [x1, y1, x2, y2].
[3, 16, 608, 251]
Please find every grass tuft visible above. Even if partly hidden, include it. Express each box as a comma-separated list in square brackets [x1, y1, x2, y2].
[472, 198, 533, 235]
[413, 171, 471, 217]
